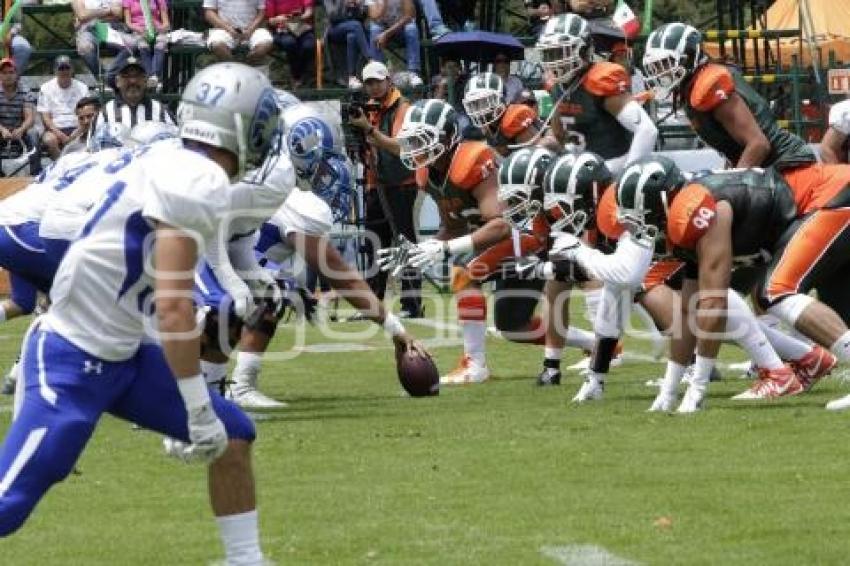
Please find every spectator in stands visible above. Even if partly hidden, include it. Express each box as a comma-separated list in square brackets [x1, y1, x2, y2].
[266, 0, 315, 89]
[564, 0, 612, 17]
[204, 0, 273, 65]
[4, 17, 32, 81]
[100, 57, 174, 127]
[367, 0, 422, 87]
[491, 51, 523, 103]
[124, 0, 171, 90]
[37, 56, 91, 160]
[0, 58, 40, 175]
[417, 0, 450, 40]
[525, 0, 553, 37]
[348, 61, 423, 318]
[72, 0, 135, 87]
[62, 96, 103, 154]
[323, 0, 375, 89]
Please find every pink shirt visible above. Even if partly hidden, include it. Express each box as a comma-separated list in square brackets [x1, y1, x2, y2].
[264, 0, 311, 19]
[123, 0, 168, 28]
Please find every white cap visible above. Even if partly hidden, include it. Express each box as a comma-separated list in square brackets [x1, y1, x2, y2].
[362, 61, 390, 82]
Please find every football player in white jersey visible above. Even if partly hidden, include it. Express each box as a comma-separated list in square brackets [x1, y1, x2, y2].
[0, 63, 280, 565]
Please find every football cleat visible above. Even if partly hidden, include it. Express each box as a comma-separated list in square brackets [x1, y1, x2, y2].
[536, 367, 562, 386]
[731, 366, 803, 400]
[790, 345, 837, 392]
[229, 386, 288, 409]
[825, 394, 850, 411]
[440, 355, 490, 385]
[1, 360, 19, 396]
[676, 385, 705, 413]
[572, 378, 603, 402]
[647, 390, 677, 412]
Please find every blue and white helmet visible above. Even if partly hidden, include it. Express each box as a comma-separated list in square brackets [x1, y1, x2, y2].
[282, 104, 343, 189]
[128, 121, 179, 146]
[86, 119, 131, 152]
[313, 154, 353, 223]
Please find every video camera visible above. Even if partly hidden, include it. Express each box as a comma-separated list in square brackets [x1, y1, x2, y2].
[340, 91, 381, 156]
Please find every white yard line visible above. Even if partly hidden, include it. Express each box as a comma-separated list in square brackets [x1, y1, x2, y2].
[540, 544, 640, 566]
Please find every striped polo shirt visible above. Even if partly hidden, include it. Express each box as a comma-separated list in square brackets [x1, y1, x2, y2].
[101, 95, 175, 129]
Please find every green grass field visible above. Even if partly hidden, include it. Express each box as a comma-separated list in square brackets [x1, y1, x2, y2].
[2, 294, 850, 565]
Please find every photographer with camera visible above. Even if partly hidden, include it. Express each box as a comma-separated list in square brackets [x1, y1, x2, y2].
[323, 0, 376, 89]
[348, 61, 423, 318]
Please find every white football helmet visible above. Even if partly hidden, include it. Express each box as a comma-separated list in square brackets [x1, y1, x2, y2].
[128, 121, 179, 146]
[177, 62, 280, 179]
[536, 13, 593, 85]
[643, 23, 705, 100]
[463, 72, 506, 128]
[397, 99, 460, 171]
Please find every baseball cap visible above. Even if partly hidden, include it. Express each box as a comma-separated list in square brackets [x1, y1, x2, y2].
[0, 58, 16, 71]
[362, 61, 389, 82]
[55, 55, 72, 71]
[118, 56, 146, 75]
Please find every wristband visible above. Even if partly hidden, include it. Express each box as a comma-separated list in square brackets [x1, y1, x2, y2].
[176, 374, 212, 411]
[446, 234, 474, 255]
[382, 313, 406, 337]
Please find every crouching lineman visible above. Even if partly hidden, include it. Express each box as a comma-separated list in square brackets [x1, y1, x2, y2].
[613, 157, 849, 410]
[0, 64, 278, 564]
[378, 99, 517, 384]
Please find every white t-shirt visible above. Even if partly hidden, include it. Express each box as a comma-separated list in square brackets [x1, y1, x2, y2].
[256, 190, 332, 264]
[44, 142, 231, 361]
[828, 99, 850, 136]
[37, 78, 89, 130]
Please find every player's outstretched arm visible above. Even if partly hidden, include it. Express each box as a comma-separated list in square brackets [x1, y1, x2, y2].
[712, 94, 771, 168]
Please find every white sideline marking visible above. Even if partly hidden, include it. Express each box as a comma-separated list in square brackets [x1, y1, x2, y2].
[291, 337, 464, 354]
[404, 318, 462, 332]
[540, 544, 640, 566]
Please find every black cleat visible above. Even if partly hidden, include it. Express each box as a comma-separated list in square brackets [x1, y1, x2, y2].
[536, 367, 562, 386]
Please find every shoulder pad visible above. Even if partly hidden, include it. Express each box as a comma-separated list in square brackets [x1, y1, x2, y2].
[595, 184, 625, 240]
[583, 62, 630, 97]
[689, 64, 735, 112]
[448, 142, 498, 190]
[500, 104, 537, 139]
[666, 183, 718, 249]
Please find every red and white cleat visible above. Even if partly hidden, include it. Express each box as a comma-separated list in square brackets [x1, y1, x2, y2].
[731, 366, 804, 400]
[791, 345, 837, 392]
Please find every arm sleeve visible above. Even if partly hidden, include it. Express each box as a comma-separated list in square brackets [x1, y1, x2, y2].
[570, 232, 654, 289]
[615, 100, 658, 166]
[227, 232, 264, 274]
[829, 101, 850, 136]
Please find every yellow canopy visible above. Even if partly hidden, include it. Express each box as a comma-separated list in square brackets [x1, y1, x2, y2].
[704, 0, 850, 67]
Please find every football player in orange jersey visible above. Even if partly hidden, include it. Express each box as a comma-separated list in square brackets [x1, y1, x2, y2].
[461, 72, 559, 156]
[615, 157, 850, 410]
[378, 99, 513, 384]
[537, 13, 658, 176]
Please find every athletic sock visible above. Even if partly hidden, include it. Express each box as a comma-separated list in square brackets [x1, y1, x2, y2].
[216, 510, 264, 566]
[830, 331, 850, 363]
[564, 326, 596, 352]
[759, 319, 812, 361]
[233, 352, 263, 386]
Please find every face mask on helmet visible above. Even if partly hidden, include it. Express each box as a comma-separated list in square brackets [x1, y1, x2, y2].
[312, 155, 353, 223]
[398, 122, 446, 171]
[285, 115, 338, 180]
[543, 153, 609, 236]
[498, 183, 541, 230]
[538, 36, 589, 84]
[642, 48, 688, 100]
[497, 148, 555, 230]
[615, 158, 682, 239]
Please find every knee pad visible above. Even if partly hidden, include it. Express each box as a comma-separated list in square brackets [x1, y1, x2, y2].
[457, 289, 486, 322]
[766, 293, 815, 327]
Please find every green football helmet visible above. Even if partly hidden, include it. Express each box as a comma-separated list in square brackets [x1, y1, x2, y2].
[542, 152, 612, 235]
[643, 22, 705, 100]
[463, 72, 506, 128]
[535, 13, 593, 85]
[397, 99, 460, 171]
[497, 147, 557, 229]
[615, 155, 685, 236]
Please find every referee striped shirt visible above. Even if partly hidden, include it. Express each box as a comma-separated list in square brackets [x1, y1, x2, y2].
[101, 95, 175, 129]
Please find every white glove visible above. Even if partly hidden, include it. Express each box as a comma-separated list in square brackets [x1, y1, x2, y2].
[227, 277, 257, 320]
[164, 403, 228, 464]
[549, 232, 581, 260]
[377, 246, 406, 277]
[407, 239, 447, 269]
[248, 268, 282, 310]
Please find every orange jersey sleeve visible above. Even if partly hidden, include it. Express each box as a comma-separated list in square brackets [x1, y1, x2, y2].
[688, 64, 735, 112]
[415, 167, 429, 190]
[595, 184, 626, 240]
[583, 62, 631, 97]
[448, 141, 498, 190]
[666, 183, 718, 250]
[500, 104, 537, 139]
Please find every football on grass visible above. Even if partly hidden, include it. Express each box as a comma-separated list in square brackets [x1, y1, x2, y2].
[397, 351, 439, 397]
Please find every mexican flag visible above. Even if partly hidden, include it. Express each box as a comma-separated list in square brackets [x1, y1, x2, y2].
[613, 0, 640, 39]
